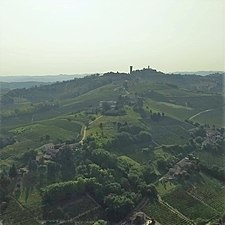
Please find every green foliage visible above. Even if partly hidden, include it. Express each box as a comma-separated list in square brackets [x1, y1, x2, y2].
[46, 161, 60, 184]
[56, 146, 75, 181]
[41, 177, 102, 205]
[93, 219, 108, 225]
[90, 148, 117, 169]
[104, 193, 135, 221]
[8, 164, 17, 178]
[0, 172, 11, 202]
[1, 69, 224, 223]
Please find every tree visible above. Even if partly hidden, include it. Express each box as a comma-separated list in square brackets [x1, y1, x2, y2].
[102, 102, 111, 112]
[9, 164, 18, 179]
[0, 172, 11, 202]
[56, 147, 75, 181]
[1, 95, 14, 104]
[99, 123, 103, 136]
[47, 161, 60, 184]
[21, 150, 37, 164]
[104, 194, 134, 221]
[28, 159, 38, 172]
[90, 149, 117, 169]
[142, 184, 158, 200]
[136, 131, 152, 143]
[93, 220, 108, 225]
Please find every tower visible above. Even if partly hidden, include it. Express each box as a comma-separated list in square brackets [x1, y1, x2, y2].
[130, 66, 133, 74]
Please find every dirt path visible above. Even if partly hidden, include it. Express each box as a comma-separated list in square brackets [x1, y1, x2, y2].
[189, 109, 213, 120]
[79, 115, 103, 144]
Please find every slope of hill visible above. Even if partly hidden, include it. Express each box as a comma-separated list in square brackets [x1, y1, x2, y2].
[0, 68, 224, 225]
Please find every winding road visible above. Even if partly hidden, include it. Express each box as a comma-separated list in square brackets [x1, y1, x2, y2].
[79, 115, 103, 145]
[188, 109, 213, 120]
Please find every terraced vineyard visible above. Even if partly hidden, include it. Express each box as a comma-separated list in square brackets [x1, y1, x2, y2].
[1, 198, 40, 225]
[188, 174, 225, 213]
[0, 116, 83, 163]
[143, 201, 192, 225]
[196, 151, 225, 168]
[163, 188, 217, 220]
[2, 193, 102, 224]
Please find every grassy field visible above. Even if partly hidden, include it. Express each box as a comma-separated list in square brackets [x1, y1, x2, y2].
[86, 106, 146, 146]
[190, 107, 224, 127]
[144, 92, 224, 127]
[145, 99, 194, 121]
[0, 115, 83, 167]
[149, 124, 190, 145]
[155, 180, 177, 196]
[146, 116, 192, 145]
[62, 83, 120, 106]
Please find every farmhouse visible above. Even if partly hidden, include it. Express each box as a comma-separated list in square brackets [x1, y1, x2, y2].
[168, 157, 198, 179]
[99, 100, 117, 110]
[125, 212, 160, 225]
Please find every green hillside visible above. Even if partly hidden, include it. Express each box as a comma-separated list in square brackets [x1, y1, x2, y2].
[0, 69, 224, 225]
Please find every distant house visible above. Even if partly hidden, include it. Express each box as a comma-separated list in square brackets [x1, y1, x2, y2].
[99, 101, 117, 110]
[125, 211, 160, 225]
[43, 154, 52, 160]
[43, 143, 55, 152]
[42, 143, 59, 160]
[168, 158, 197, 179]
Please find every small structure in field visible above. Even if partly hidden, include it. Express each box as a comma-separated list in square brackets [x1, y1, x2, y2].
[125, 211, 160, 225]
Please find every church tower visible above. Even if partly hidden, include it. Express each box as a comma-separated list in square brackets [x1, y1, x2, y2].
[130, 66, 133, 74]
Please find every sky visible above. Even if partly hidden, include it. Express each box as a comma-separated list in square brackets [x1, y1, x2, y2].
[0, 0, 224, 76]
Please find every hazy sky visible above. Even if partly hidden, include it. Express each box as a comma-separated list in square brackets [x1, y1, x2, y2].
[0, 0, 224, 76]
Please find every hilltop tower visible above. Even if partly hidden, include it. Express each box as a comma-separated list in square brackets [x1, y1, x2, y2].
[130, 66, 133, 74]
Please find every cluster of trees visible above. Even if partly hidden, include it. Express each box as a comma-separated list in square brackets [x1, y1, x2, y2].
[110, 130, 152, 149]
[2, 101, 59, 119]
[190, 126, 206, 138]
[108, 123, 152, 149]
[189, 125, 225, 154]
[0, 135, 15, 148]
[201, 138, 225, 153]
[150, 111, 165, 122]
[1, 95, 14, 104]
[162, 144, 193, 157]
[41, 177, 102, 205]
[101, 99, 126, 116]
[0, 164, 19, 208]
[199, 163, 225, 182]
[37, 145, 159, 221]
[0, 171, 11, 203]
